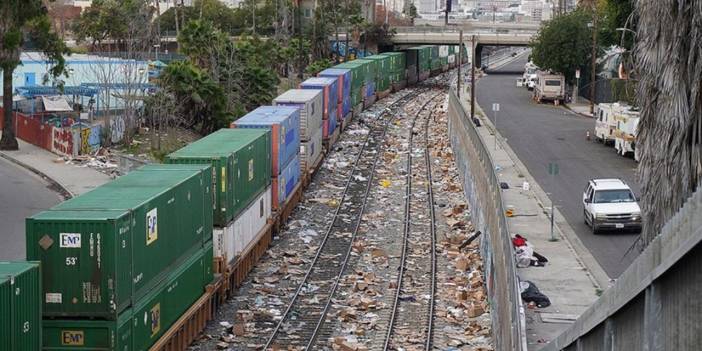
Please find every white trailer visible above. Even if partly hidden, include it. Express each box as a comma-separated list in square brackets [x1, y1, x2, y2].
[594, 103, 620, 145]
[533, 71, 566, 104]
[613, 108, 640, 161]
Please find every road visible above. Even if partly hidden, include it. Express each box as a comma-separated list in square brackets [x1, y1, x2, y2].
[476, 56, 640, 278]
[0, 157, 61, 260]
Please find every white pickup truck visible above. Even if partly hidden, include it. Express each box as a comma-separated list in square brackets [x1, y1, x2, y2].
[583, 178, 641, 234]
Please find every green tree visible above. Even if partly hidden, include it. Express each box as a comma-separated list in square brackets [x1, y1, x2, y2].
[158, 61, 227, 134]
[0, 0, 69, 150]
[158, 0, 238, 34]
[305, 58, 333, 76]
[599, 0, 636, 49]
[529, 8, 593, 82]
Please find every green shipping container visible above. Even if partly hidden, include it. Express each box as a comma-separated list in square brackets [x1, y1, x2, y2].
[0, 262, 41, 351]
[383, 52, 406, 73]
[27, 167, 210, 319]
[389, 72, 404, 84]
[363, 55, 391, 92]
[431, 58, 442, 71]
[414, 46, 431, 72]
[428, 45, 439, 59]
[136, 164, 214, 243]
[166, 129, 271, 227]
[334, 61, 364, 88]
[352, 59, 375, 86]
[42, 246, 210, 351]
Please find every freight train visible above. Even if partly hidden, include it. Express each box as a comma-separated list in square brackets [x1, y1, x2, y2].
[1, 44, 467, 351]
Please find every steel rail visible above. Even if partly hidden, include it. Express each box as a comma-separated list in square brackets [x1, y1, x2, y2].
[263, 89, 426, 350]
[382, 91, 444, 351]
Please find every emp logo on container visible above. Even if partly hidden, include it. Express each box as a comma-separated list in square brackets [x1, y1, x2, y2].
[61, 330, 84, 346]
[59, 233, 81, 248]
[146, 208, 158, 245]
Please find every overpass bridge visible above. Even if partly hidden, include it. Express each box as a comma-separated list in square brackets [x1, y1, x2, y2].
[335, 26, 537, 67]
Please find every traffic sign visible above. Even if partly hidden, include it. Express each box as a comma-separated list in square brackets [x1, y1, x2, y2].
[575, 69, 581, 79]
[492, 103, 500, 112]
[548, 162, 559, 176]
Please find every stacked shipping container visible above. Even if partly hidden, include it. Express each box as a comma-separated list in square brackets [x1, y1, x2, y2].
[363, 54, 392, 93]
[26, 163, 215, 350]
[0, 261, 41, 351]
[274, 90, 324, 175]
[318, 68, 352, 121]
[299, 77, 340, 140]
[166, 129, 273, 272]
[233, 106, 302, 210]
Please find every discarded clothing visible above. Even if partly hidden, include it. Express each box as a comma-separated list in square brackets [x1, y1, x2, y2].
[520, 280, 551, 308]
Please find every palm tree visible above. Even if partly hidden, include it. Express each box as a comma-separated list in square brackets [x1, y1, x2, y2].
[635, 0, 702, 245]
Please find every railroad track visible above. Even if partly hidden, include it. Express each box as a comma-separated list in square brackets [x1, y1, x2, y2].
[382, 91, 445, 351]
[263, 89, 426, 350]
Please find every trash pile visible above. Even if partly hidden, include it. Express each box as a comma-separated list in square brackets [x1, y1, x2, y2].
[428, 96, 493, 350]
[60, 147, 120, 177]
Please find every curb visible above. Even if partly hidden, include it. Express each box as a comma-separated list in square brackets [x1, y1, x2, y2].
[468, 85, 611, 290]
[0, 152, 73, 200]
[563, 104, 595, 119]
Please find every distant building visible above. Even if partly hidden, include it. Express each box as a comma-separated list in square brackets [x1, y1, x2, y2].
[1, 52, 149, 111]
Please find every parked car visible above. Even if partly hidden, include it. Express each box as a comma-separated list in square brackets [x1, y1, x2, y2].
[583, 178, 641, 234]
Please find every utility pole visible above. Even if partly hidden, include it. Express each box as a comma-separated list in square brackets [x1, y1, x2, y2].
[457, 30, 463, 97]
[470, 35, 476, 123]
[590, 5, 598, 115]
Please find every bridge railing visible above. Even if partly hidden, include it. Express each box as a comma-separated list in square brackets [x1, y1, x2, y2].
[542, 187, 702, 350]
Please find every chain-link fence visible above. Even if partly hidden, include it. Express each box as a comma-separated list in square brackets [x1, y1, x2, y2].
[447, 88, 526, 351]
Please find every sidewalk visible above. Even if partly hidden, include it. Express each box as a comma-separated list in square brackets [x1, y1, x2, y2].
[457, 89, 605, 349]
[0, 138, 112, 197]
[565, 100, 594, 118]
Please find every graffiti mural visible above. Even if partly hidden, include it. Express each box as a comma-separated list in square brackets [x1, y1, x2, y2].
[51, 127, 74, 157]
[110, 116, 126, 143]
[73, 124, 103, 155]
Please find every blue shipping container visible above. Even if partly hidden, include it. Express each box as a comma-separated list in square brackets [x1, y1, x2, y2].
[273, 154, 301, 208]
[301, 77, 339, 106]
[324, 108, 338, 139]
[341, 96, 351, 117]
[233, 106, 301, 176]
[365, 82, 376, 98]
[318, 68, 351, 105]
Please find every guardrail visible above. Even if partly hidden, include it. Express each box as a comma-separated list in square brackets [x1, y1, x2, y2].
[447, 88, 526, 350]
[543, 188, 702, 350]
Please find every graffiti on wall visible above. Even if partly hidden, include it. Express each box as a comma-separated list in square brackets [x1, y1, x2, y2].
[74, 124, 102, 155]
[110, 116, 126, 143]
[51, 127, 74, 157]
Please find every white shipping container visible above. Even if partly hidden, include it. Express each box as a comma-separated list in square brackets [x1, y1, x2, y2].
[439, 45, 449, 58]
[300, 127, 323, 175]
[213, 225, 234, 265]
[448, 55, 456, 64]
[274, 89, 324, 141]
[213, 186, 272, 265]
